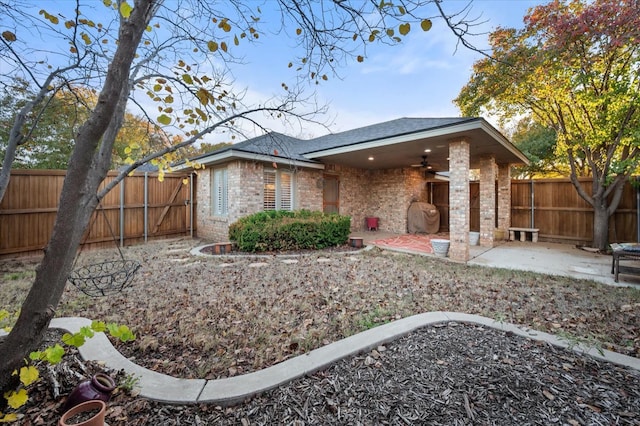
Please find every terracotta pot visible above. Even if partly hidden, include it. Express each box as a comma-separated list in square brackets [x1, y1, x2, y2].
[59, 400, 106, 426]
[62, 373, 116, 412]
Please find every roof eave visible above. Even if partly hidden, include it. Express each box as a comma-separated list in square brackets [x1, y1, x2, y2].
[173, 149, 325, 171]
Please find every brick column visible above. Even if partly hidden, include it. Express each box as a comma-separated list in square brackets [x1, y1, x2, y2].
[479, 155, 496, 247]
[497, 163, 511, 240]
[448, 138, 470, 262]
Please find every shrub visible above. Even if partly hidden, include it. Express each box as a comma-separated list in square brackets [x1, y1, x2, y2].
[229, 210, 351, 252]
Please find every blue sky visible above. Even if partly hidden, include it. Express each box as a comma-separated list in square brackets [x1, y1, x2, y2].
[222, 0, 545, 140]
[3, 1, 545, 144]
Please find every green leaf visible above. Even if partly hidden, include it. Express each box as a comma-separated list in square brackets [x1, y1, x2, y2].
[157, 114, 172, 125]
[42, 344, 65, 364]
[107, 323, 136, 342]
[119, 1, 133, 18]
[62, 332, 85, 347]
[79, 326, 95, 338]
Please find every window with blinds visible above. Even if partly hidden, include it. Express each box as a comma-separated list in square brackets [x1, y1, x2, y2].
[263, 169, 293, 211]
[263, 170, 276, 210]
[212, 168, 228, 216]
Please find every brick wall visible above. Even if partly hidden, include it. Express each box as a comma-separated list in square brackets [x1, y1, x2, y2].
[497, 164, 511, 238]
[197, 162, 324, 241]
[479, 155, 496, 247]
[449, 139, 470, 261]
[330, 165, 428, 233]
[197, 160, 432, 239]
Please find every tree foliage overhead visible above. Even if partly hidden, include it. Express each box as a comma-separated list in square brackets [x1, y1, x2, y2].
[455, 0, 640, 249]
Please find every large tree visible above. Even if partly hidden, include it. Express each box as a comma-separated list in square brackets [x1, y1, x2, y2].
[455, 0, 640, 249]
[0, 0, 479, 402]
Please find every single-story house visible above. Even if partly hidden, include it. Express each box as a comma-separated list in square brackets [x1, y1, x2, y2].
[176, 117, 529, 262]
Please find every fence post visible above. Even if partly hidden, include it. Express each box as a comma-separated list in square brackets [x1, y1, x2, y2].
[119, 178, 125, 247]
[530, 179, 535, 229]
[144, 172, 148, 243]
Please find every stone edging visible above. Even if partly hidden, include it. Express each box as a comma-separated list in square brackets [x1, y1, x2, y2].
[44, 312, 640, 407]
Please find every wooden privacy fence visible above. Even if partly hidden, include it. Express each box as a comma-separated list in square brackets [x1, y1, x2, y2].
[0, 169, 196, 258]
[429, 177, 638, 245]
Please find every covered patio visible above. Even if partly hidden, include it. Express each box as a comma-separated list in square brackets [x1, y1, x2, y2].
[306, 118, 529, 262]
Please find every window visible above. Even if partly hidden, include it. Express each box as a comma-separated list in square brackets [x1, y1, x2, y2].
[263, 169, 293, 211]
[211, 168, 228, 216]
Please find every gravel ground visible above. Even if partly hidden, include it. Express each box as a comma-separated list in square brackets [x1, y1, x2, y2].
[2, 237, 640, 424]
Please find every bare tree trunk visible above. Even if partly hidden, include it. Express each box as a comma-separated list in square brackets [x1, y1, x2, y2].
[0, 0, 156, 394]
[592, 198, 611, 251]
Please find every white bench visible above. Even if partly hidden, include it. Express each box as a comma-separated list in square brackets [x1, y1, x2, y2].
[508, 227, 539, 243]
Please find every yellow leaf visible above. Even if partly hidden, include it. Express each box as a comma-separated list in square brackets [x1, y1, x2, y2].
[207, 41, 218, 52]
[64, 21, 75, 29]
[119, 1, 133, 18]
[296, 28, 302, 36]
[182, 178, 189, 185]
[81, 33, 91, 45]
[421, 19, 432, 32]
[386, 28, 394, 37]
[19, 366, 38, 386]
[182, 74, 193, 84]
[1, 31, 16, 42]
[157, 115, 171, 125]
[124, 146, 132, 154]
[234, 35, 239, 46]
[0, 413, 18, 422]
[4, 389, 28, 409]
[220, 42, 227, 52]
[399, 23, 410, 36]
[165, 95, 174, 103]
[357, 55, 364, 63]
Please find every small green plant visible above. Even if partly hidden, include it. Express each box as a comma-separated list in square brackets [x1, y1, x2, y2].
[357, 306, 394, 330]
[2, 271, 34, 281]
[0, 317, 136, 422]
[118, 373, 141, 394]
[557, 331, 605, 356]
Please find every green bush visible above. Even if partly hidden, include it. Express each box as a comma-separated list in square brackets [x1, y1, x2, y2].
[229, 210, 351, 252]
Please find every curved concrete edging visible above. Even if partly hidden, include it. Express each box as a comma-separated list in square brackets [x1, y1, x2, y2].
[49, 312, 640, 407]
[189, 244, 374, 259]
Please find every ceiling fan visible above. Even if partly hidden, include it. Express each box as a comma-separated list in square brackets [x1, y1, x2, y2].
[411, 155, 433, 169]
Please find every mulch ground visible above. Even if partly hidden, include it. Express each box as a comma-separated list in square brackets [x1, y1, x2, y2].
[15, 323, 640, 425]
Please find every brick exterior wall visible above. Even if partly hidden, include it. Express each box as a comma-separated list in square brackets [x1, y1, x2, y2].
[330, 165, 428, 233]
[497, 164, 511, 239]
[449, 139, 470, 262]
[479, 155, 496, 247]
[197, 161, 324, 241]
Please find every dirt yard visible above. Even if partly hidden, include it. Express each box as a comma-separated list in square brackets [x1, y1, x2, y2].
[1, 237, 639, 424]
